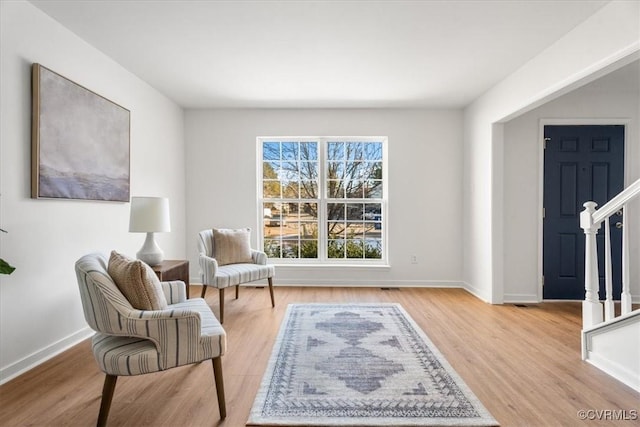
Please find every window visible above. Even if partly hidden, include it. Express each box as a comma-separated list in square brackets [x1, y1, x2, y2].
[258, 137, 387, 264]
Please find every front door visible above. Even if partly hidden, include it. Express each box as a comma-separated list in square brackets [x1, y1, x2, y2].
[543, 125, 624, 300]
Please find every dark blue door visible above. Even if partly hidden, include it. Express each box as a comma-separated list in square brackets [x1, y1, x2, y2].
[543, 125, 624, 300]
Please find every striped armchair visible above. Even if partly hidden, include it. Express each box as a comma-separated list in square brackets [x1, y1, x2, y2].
[198, 229, 275, 323]
[75, 253, 226, 426]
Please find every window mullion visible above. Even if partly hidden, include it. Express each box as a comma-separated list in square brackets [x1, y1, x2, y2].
[259, 136, 385, 263]
[318, 138, 327, 262]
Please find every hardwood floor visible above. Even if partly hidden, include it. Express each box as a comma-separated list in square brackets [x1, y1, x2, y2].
[1, 286, 638, 426]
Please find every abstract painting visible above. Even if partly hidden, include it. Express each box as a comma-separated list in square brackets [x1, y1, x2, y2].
[31, 64, 130, 202]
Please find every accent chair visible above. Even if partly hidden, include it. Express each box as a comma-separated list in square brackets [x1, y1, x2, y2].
[75, 252, 226, 426]
[197, 228, 275, 323]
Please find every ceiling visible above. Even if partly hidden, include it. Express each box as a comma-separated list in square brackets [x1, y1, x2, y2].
[29, 0, 610, 109]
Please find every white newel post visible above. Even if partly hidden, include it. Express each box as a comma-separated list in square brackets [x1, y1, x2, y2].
[580, 202, 603, 329]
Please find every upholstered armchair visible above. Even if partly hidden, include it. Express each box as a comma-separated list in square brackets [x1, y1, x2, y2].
[75, 252, 226, 426]
[198, 228, 275, 323]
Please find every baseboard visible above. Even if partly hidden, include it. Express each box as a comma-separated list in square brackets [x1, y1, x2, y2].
[586, 351, 640, 393]
[192, 280, 466, 288]
[272, 279, 465, 287]
[0, 327, 93, 385]
[461, 281, 492, 303]
[503, 293, 541, 304]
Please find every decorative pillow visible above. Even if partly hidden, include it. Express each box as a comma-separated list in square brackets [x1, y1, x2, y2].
[107, 251, 168, 310]
[212, 228, 253, 266]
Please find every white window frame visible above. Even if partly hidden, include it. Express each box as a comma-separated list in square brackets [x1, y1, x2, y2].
[257, 136, 388, 265]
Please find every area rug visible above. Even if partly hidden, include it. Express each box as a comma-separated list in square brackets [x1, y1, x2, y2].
[248, 303, 498, 426]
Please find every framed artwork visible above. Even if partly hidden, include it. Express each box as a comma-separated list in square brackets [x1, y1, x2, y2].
[31, 63, 130, 202]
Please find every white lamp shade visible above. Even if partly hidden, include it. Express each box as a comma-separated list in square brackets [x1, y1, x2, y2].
[129, 197, 171, 232]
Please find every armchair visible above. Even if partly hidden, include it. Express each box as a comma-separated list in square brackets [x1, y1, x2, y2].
[198, 228, 275, 323]
[75, 253, 226, 426]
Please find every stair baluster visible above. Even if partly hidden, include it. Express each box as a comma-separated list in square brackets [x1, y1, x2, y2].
[621, 207, 632, 315]
[580, 178, 640, 330]
[604, 219, 614, 321]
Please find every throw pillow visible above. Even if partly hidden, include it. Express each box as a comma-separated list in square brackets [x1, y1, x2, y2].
[212, 228, 253, 266]
[107, 250, 168, 310]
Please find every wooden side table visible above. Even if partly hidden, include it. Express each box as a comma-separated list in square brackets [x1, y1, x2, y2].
[152, 260, 190, 298]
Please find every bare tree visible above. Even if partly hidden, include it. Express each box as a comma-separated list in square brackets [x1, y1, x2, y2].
[262, 140, 383, 258]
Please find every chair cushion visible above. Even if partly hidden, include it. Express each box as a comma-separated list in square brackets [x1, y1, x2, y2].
[91, 298, 226, 376]
[92, 334, 161, 376]
[107, 251, 168, 310]
[213, 228, 253, 266]
[212, 263, 275, 288]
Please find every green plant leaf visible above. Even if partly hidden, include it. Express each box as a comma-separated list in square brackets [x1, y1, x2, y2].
[0, 258, 16, 275]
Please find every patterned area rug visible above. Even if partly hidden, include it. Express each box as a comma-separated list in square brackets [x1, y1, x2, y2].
[248, 303, 498, 426]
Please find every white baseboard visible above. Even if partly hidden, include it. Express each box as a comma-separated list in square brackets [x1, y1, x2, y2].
[504, 293, 541, 304]
[461, 281, 492, 303]
[586, 351, 640, 392]
[272, 279, 465, 287]
[0, 327, 93, 385]
[192, 279, 466, 288]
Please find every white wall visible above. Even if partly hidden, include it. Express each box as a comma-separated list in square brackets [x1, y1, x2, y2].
[463, 0, 640, 303]
[185, 109, 463, 286]
[0, 1, 186, 383]
[2, 0, 637, 385]
[503, 61, 640, 302]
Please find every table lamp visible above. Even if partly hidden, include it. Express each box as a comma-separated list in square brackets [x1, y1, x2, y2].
[129, 196, 171, 266]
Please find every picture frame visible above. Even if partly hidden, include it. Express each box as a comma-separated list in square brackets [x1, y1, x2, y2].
[31, 63, 130, 202]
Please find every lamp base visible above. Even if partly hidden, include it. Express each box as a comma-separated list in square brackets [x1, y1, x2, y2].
[137, 232, 164, 266]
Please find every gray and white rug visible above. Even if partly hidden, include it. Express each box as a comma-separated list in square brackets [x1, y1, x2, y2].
[248, 303, 498, 426]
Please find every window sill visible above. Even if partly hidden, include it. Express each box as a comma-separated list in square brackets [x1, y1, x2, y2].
[270, 263, 390, 269]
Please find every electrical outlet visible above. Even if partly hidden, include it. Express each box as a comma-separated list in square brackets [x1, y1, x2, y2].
[410, 255, 418, 264]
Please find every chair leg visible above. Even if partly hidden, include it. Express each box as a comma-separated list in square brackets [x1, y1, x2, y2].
[201, 285, 207, 299]
[211, 357, 226, 419]
[268, 277, 275, 308]
[97, 374, 118, 427]
[219, 288, 225, 324]
[235, 284, 239, 299]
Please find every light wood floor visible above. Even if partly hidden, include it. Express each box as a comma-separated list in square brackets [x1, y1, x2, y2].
[1, 286, 638, 427]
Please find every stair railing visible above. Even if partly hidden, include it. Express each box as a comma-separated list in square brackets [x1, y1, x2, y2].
[580, 178, 640, 329]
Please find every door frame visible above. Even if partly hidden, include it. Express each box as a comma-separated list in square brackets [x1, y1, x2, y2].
[537, 119, 630, 301]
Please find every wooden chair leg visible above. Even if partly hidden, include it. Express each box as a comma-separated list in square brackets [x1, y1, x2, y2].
[97, 374, 117, 427]
[219, 288, 225, 324]
[201, 285, 207, 299]
[211, 357, 226, 419]
[268, 277, 275, 308]
[235, 284, 239, 299]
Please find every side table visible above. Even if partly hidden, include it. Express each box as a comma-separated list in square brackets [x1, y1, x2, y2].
[152, 260, 190, 298]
